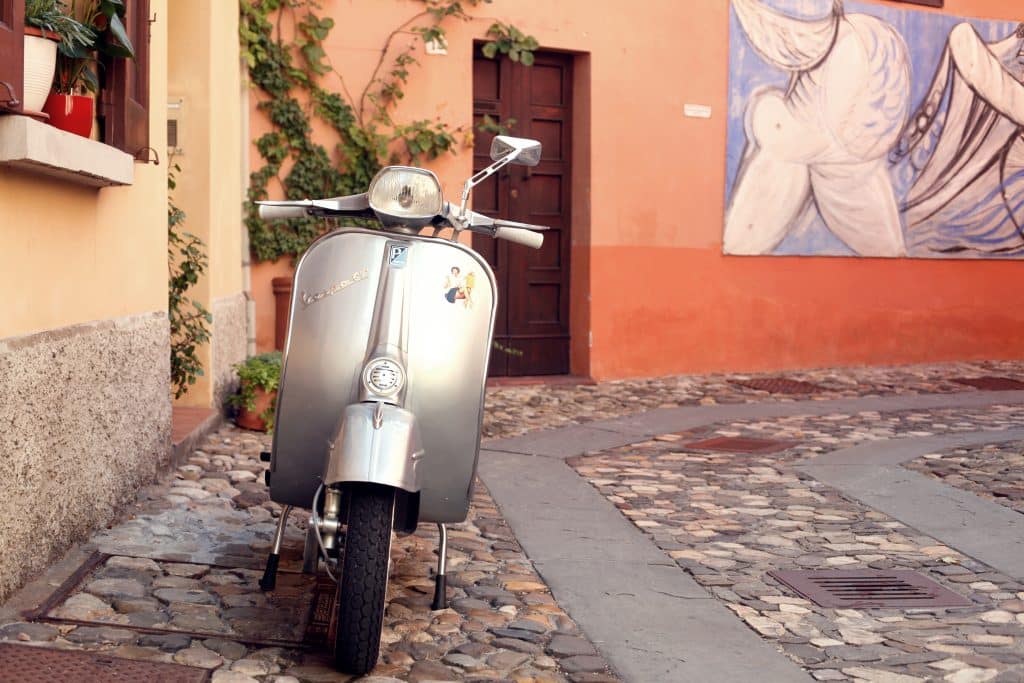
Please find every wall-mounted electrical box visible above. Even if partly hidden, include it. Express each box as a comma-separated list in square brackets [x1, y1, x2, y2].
[168, 97, 185, 155]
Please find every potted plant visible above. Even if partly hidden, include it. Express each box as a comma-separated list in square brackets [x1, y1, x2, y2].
[23, 0, 88, 113]
[43, 0, 135, 137]
[229, 352, 282, 432]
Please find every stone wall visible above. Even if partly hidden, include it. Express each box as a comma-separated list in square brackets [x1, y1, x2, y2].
[212, 293, 248, 410]
[0, 312, 171, 601]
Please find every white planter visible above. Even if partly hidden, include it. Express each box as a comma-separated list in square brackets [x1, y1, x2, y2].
[23, 32, 58, 113]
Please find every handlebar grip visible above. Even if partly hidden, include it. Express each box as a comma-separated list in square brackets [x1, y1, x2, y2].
[258, 204, 309, 220]
[495, 226, 544, 249]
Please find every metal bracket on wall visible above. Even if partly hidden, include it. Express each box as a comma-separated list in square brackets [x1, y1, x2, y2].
[0, 80, 20, 109]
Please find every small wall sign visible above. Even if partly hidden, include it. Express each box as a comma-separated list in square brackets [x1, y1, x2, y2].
[684, 103, 712, 119]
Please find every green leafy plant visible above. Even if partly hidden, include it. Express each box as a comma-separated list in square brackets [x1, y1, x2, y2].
[228, 352, 282, 431]
[481, 21, 538, 65]
[25, 0, 93, 53]
[51, 0, 136, 94]
[239, 0, 538, 263]
[168, 163, 213, 399]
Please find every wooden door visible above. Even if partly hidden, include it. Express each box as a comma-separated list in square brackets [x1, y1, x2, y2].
[472, 51, 572, 376]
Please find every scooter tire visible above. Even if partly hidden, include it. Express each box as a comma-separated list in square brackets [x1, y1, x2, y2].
[334, 484, 395, 675]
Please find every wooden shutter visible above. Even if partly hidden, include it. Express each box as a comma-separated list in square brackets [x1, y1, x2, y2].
[102, 0, 150, 156]
[0, 0, 24, 112]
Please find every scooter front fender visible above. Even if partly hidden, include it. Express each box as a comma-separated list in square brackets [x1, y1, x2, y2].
[324, 403, 423, 493]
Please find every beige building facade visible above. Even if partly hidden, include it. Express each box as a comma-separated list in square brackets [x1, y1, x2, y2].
[0, 0, 246, 600]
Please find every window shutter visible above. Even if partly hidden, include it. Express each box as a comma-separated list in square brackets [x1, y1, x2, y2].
[102, 0, 150, 156]
[0, 0, 24, 112]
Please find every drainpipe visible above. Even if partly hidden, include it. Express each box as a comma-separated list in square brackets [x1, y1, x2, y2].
[240, 56, 256, 357]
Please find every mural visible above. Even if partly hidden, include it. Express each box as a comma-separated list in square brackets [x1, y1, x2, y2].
[725, 0, 1024, 258]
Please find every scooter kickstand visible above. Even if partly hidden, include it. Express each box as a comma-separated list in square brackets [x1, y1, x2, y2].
[259, 504, 292, 592]
[431, 523, 449, 610]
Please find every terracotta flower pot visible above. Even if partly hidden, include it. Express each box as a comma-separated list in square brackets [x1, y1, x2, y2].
[23, 28, 59, 114]
[235, 385, 277, 432]
[42, 93, 94, 137]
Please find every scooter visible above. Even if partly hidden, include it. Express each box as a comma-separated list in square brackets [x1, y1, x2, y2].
[254, 136, 548, 674]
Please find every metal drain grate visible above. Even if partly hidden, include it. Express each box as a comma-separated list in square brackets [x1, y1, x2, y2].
[769, 569, 972, 609]
[304, 573, 338, 648]
[0, 643, 210, 682]
[952, 376, 1024, 391]
[732, 378, 825, 394]
[684, 436, 801, 454]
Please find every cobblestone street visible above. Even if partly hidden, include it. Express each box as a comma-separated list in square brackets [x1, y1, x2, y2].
[2, 361, 1024, 681]
[570, 406, 1024, 681]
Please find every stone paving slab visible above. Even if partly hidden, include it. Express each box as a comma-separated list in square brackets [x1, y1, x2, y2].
[483, 361, 1024, 440]
[478, 449, 812, 682]
[799, 429, 1024, 581]
[486, 391, 1024, 463]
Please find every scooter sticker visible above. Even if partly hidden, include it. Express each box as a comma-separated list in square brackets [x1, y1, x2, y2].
[444, 266, 475, 308]
[388, 244, 409, 268]
[300, 269, 369, 308]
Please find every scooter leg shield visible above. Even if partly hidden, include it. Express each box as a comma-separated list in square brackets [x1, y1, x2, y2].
[324, 403, 424, 493]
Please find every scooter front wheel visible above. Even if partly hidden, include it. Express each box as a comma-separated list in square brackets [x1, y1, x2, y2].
[334, 483, 395, 675]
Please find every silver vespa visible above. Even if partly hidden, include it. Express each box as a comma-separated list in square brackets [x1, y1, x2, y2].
[254, 136, 547, 675]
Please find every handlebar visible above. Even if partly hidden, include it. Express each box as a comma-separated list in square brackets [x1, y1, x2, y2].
[259, 204, 309, 220]
[494, 226, 544, 249]
[255, 194, 547, 249]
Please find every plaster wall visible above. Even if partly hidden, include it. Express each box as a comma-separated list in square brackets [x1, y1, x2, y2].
[0, 312, 170, 602]
[249, 0, 1024, 378]
[169, 0, 246, 406]
[212, 293, 248, 410]
[0, 0, 168, 341]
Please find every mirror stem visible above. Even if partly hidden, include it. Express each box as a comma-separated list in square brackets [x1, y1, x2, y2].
[459, 153, 516, 221]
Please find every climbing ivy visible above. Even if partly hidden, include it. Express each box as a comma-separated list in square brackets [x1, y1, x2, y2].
[239, 0, 537, 262]
[481, 22, 539, 65]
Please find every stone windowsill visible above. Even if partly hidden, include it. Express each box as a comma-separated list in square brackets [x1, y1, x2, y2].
[0, 115, 134, 187]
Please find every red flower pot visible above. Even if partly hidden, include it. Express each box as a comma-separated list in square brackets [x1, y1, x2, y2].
[42, 93, 94, 137]
[235, 386, 277, 432]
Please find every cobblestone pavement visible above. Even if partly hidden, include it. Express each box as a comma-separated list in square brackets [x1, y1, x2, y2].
[6, 361, 1024, 682]
[0, 426, 618, 683]
[482, 361, 1024, 439]
[570, 405, 1024, 682]
[906, 442, 1024, 516]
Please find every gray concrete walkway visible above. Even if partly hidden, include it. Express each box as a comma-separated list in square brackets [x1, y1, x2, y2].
[479, 390, 1024, 682]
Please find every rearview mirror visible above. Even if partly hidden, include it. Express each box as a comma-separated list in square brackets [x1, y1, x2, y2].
[490, 135, 542, 167]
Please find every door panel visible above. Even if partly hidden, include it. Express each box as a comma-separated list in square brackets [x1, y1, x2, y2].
[473, 50, 573, 376]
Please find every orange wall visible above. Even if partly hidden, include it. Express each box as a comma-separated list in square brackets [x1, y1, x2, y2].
[250, 0, 1024, 379]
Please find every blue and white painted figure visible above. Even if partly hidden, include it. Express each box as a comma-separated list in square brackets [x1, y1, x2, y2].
[725, 0, 1024, 258]
[896, 22, 1024, 256]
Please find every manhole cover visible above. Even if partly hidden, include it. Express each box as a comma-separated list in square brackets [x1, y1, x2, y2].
[769, 569, 971, 609]
[0, 643, 209, 682]
[684, 436, 801, 454]
[952, 376, 1024, 391]
[732, 378, 825, 394]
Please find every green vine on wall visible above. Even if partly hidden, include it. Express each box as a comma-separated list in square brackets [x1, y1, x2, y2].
[239, 0, 537, 263]
[168, 163, 213, 399]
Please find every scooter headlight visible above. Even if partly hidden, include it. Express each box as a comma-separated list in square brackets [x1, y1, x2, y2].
[363, 358, 405, 396]
[368, 167, 443, 226]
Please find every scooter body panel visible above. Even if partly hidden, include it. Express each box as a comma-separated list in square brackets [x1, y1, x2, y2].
[268, 227, 496, 523]
[324, 403, 423, 493]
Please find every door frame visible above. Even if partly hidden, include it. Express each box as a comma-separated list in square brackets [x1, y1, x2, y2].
[471, 45, 592, 378]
